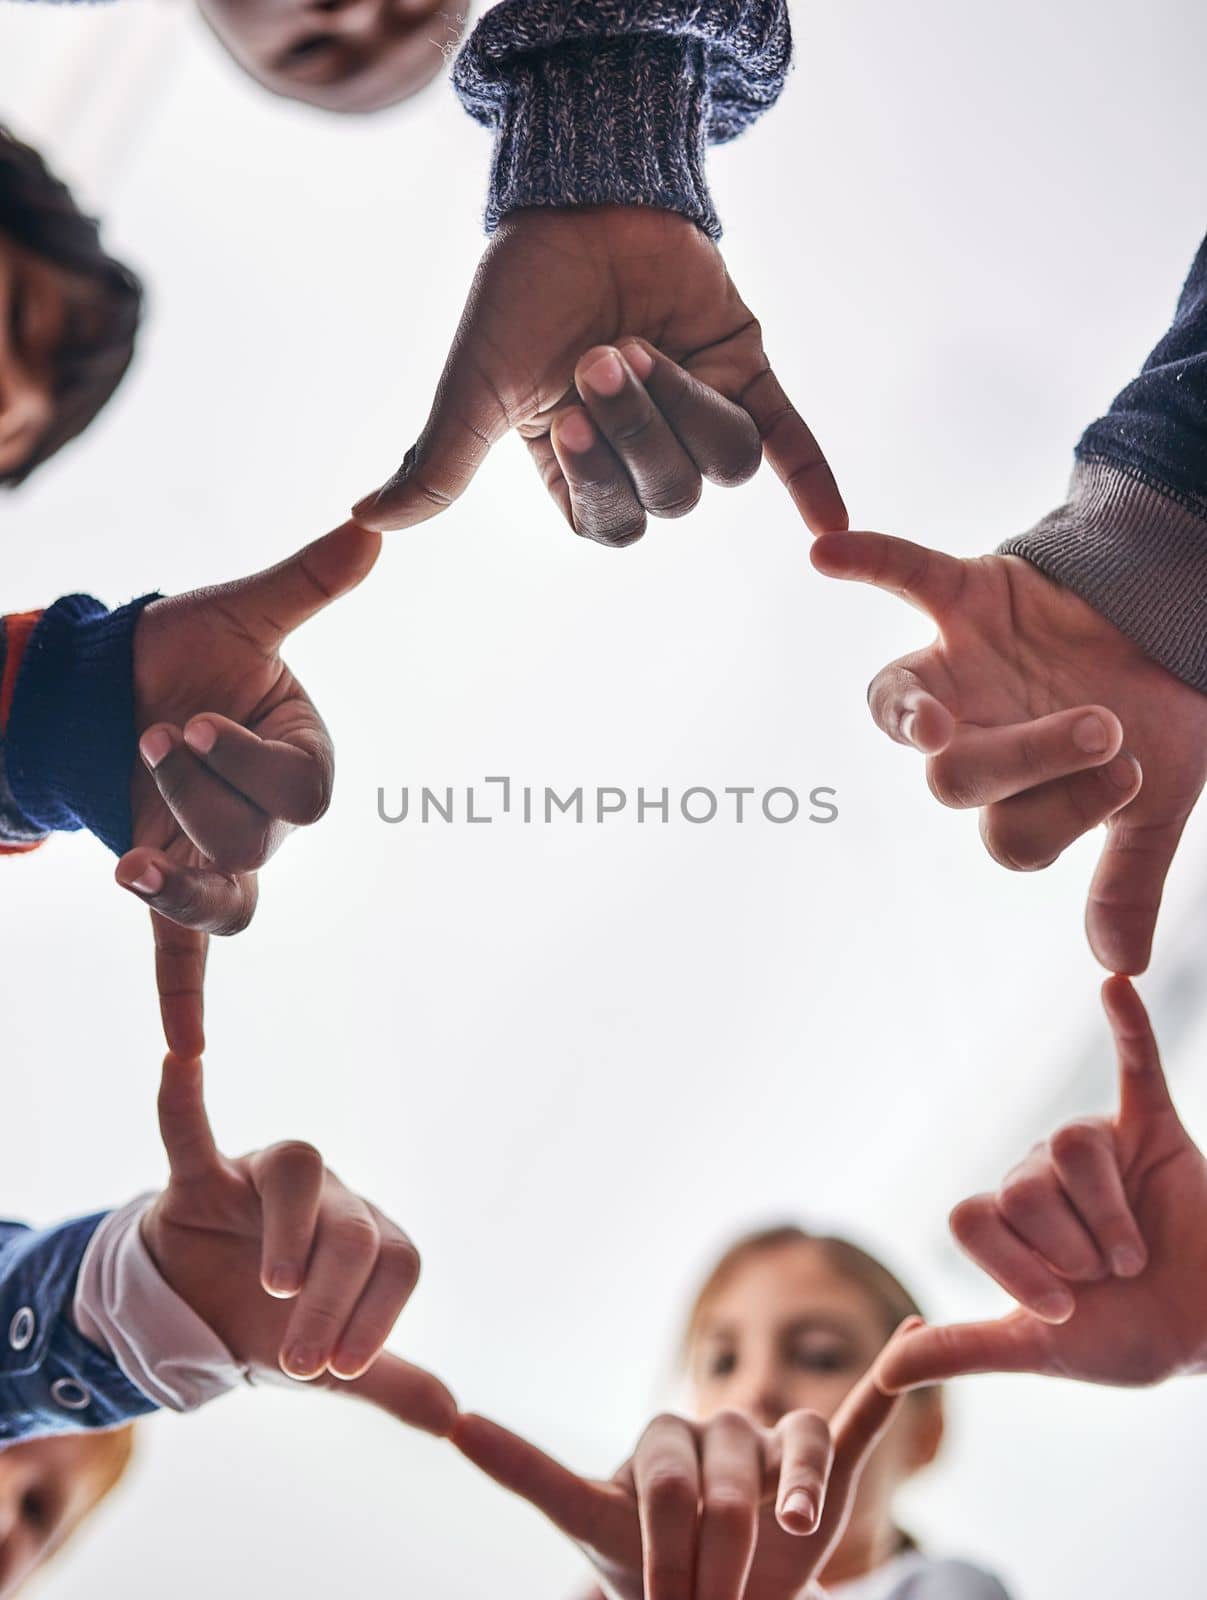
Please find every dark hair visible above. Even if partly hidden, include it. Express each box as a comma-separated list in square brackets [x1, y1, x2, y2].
[0, 124, 143, 486]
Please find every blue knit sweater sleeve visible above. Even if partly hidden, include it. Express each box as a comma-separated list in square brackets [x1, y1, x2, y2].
[1, 595, 158, 856]
[1001, 235, 1207, 693]
[452, 0, 792, 239]
[0, 1216, 158, 1447]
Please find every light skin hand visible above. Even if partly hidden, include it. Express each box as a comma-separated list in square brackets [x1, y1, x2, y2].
[452, 1331, 914, 1600]
[114, 521, 382, 1058]
[140, 1052, 456, 1435]
[810, 531, 1207, 974]
[351, 207, 848, 547]
[877, 978, 1207, 1393]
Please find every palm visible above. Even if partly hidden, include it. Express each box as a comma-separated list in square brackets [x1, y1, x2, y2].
[142, 1155, 282, 1373]
[813, 534, 1207, 972]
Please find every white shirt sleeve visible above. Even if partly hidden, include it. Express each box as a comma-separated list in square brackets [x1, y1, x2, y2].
[71, 1194, 251, 1412]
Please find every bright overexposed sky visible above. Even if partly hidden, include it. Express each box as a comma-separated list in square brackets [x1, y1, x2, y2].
[2, 2, 1207, 1596]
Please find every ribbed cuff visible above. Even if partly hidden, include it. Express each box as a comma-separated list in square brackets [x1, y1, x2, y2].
[6, 593, 159, 856]
[999, 456, 1207, 694]
[468, 33, 719, 238]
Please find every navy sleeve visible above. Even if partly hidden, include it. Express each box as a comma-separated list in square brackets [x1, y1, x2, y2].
[0, 1217, 158, 1448]
[4, 593, 158, 856]
[452, 0, 792, 239]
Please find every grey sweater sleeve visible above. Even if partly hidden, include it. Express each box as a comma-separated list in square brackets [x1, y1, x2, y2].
[899, 1559, 1014, 1599]
[451, 0, 792, 240]
[1000, 236, 1207, 694]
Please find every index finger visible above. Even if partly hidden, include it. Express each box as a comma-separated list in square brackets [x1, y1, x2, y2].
[151, 910, 207, 1058]
[333, 1351, 457, 1438]
[811, 530, 966, 620]
[736, 366, 848, 534]
[1102, 976, 1178, 1126]
[156, 1051, 221, 1182]
[452, 1413, 599, 1543]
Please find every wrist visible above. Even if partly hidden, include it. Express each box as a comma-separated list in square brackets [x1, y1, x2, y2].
[6, 592, 160, 854]
[998, 456, 1207, 694]
[457, 32, 719, 239]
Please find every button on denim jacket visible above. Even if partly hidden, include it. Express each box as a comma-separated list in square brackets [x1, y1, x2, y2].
[0, 1216, 157, 1447]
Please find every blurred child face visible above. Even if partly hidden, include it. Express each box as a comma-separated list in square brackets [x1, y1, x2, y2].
[0, 234, 65, 478]
[195, 0, 467, 113]
[687, 1241, 942, 1583]
[0, 1434, 117, 1596]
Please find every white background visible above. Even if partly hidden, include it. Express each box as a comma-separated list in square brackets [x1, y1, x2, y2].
[2, 2, 1207, 1596]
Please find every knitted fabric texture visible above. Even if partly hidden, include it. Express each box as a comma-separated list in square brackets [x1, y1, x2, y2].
[5, 593, 159, 855]
[453, 0, 791, 238]
[1004, 232, 1207, 691]
[1001, 457, 1207, 694]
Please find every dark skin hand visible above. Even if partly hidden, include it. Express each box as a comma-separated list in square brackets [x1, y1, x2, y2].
[810, 530, 1207, 974]
[352, 206, 848, 546]
[117, 521, 381, 1057]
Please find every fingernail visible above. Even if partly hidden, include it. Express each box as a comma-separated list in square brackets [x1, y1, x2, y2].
[582, 349, 625, 398]
[780, 1489, 818, 1530]
[1106, 753, 1138, 791]
[184, 719, 217, 756]
[1073, 714, 1108, 754]
[329, 1349, 366, 1379]
[900, 711, 917, 745]
[1036, 1290, 1075, 1323]
[283, 1345, 320, 1378]
[557, 410, 596, 453]
[139, 728, 173, 769]
[266, 1265, 300, 1297]
[1111, 1245, 1145, 1278]
[620, 341, 655, 380]
[126, 864, 164, 897]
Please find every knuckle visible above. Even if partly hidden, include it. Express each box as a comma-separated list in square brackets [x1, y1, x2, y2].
[998, 1174, 1048, 1225]
[379, 1235, 422, 1291]
[949, 1195, 990, 1241]
[980, 813, 1056, 874]
[272, 1138, 323, 1173]
[926, 757, 981, 811]
[703, 1487, 754, 1527]
[648, 480, 703, 520]
[331, 1210, 382, 1260]
[643, 1469, 695, 1515]
[1049, 1121, 1101, 1167]
[219, 895, 257, 937]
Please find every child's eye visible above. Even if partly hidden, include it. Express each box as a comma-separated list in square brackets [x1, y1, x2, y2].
[21, 1490, 49, 1530]
[789, 1344, 853, 1373]
[708, 1350, 737, 1377]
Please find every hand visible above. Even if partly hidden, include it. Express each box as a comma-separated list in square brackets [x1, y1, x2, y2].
[114, 521, 382, 1056]
[141, 1052, 455, 1433]
[453, 1348, 911, 1600]
[877, 979, 1207, 1393]
[352, 207, 847, 547]
[810, 532, 1207, 973]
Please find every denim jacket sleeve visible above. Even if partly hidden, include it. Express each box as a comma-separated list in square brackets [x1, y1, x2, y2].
[0, 1216, 159, 1447]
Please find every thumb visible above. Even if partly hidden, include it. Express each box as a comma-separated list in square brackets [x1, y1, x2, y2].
[157, 1052, 221, 1182]
[329, 1352, 458, 1438]
[1085, 806, 1191, 976]
[874, 1311, 1053, 1392]
[1102, 975, 1180, 1129]
[217, 521, 382, 650]
[351, 351, 512, 532]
